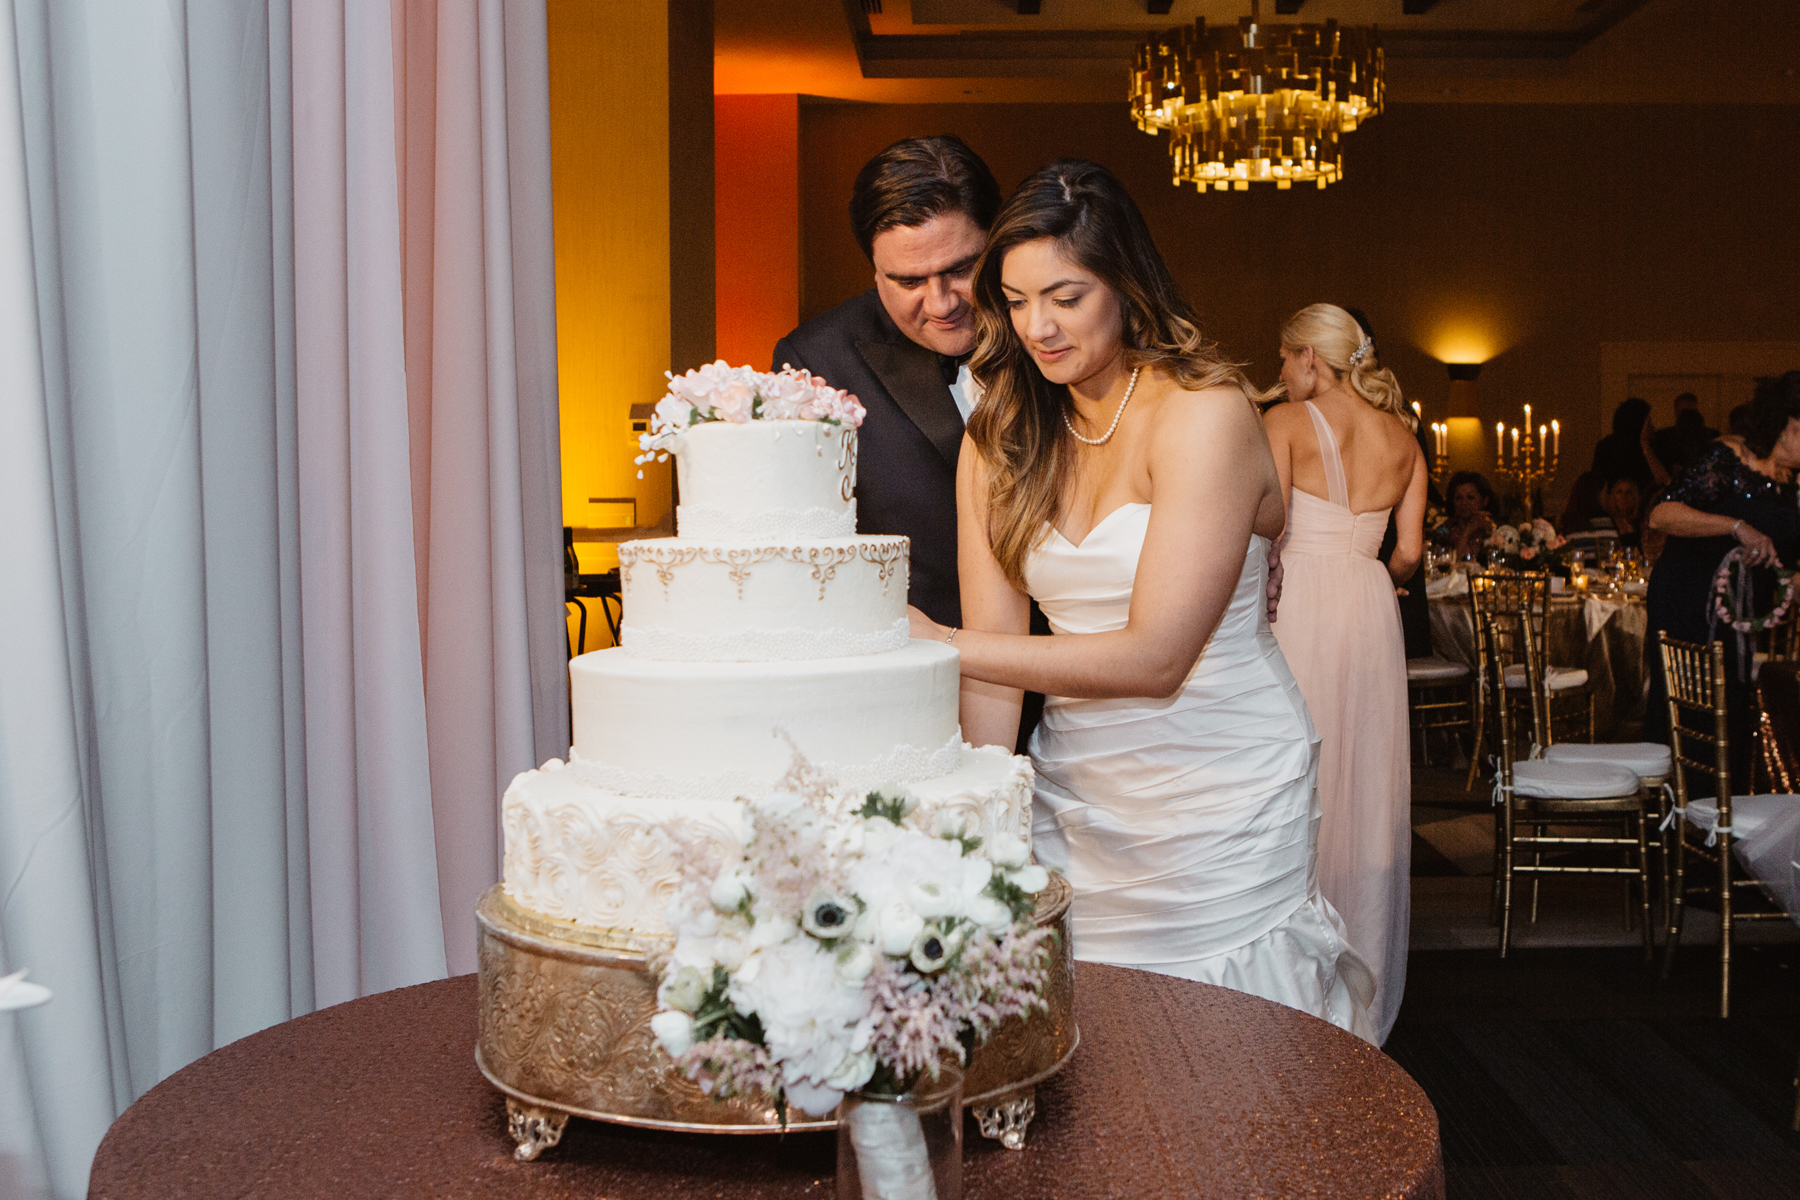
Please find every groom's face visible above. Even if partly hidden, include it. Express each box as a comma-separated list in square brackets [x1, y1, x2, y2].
[870, 211, 987, 357]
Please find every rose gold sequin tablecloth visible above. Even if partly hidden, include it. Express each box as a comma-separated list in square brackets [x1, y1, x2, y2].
[89, 964, 1443, 1199]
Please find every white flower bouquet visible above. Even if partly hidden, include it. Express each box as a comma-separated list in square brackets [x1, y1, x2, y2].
[650, 760, 1054, 1196]
[635, 361, 866, 467]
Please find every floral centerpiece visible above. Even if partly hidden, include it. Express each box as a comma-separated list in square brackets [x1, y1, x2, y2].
[1483, 518, 1569, 572]
[651, 755, 1054, 1198]
[635, 361, 866, 473]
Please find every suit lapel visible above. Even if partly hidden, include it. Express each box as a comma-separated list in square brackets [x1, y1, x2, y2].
[856, 337, 964, 468]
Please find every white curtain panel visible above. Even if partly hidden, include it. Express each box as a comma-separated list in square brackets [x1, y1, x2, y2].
[0, 1, 561, 1194]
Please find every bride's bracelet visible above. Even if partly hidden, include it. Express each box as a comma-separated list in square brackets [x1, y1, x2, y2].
[945, 627, 958, 644]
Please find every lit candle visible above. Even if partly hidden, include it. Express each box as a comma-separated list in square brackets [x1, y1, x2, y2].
[1496, 421, 1505, 467]
[1551, 420, 1560, 457]
[1524, 404, 1532, 435]
[1412, 401, 1422, 421]
[1538, 424, 1547, 455]
[1511, 427, 1519, 458]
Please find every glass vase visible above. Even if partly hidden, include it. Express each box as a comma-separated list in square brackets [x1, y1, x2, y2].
[836, 1066, 963, 1200]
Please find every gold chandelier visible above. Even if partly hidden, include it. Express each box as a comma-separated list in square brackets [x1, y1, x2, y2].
[1130, 1, 1383, 192]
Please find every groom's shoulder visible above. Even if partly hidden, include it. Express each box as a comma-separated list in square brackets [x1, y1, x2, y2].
[775, 290, 892, 369]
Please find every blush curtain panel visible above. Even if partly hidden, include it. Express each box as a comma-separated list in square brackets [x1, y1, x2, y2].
[0, 3, 563, 1196]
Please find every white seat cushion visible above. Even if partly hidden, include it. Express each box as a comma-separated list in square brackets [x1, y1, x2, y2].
[1511, 759, 1642, 800]
[1503, 663, 1590, 691]
[1544, 742, 1672, 781]
[1407, 656, 1471, 684]
[1676, 793, 1800, 841]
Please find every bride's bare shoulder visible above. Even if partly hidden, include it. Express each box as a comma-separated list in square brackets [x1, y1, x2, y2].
[1143, 376, 1267, 442]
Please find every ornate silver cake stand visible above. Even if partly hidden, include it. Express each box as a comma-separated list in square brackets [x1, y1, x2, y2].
[475, 874, 1078, 1161]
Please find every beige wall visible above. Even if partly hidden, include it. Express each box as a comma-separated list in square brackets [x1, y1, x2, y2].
[797, 101, 1800, 508]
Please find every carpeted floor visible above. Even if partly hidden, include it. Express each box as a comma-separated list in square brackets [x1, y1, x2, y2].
[1400, 766, 1800, 1199]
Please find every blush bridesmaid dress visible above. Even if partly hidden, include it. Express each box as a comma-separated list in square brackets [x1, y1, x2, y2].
[1271, 400, 1412, 1043]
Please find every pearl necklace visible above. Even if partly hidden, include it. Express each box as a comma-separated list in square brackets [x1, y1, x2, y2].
[1063, 366, 1141, 446]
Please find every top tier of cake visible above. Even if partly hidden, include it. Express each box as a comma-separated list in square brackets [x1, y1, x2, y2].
[674, 421, 857, 541]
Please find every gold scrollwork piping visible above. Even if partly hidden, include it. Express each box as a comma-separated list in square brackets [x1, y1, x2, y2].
[856, 541, 906, 594]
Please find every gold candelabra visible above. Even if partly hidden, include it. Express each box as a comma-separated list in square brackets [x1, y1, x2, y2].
[1493, 404, 1560, 516]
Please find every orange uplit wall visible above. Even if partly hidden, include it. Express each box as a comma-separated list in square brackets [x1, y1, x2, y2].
[715, 94, 799, 371]
[546, 0, 672, 550]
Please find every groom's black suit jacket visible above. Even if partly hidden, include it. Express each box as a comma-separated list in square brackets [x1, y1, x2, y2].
[773, 289, 966, 628]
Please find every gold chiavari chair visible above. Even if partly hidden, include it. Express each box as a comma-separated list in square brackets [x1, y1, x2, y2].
[1487, 604, 1652, 958]
[1406, 656, 1475, 766]
[1465, 571, 1596, 790]
[1658, 633, 1800, 1017]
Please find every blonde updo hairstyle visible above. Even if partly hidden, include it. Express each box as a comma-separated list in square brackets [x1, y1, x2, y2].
[1280, 303, 1413, 431]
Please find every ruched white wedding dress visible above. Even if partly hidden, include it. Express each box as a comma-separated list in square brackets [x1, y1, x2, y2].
[1025, 503, 1378, 1044]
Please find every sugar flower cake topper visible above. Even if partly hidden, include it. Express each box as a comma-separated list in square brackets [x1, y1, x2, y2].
[635, 362, 866, 475]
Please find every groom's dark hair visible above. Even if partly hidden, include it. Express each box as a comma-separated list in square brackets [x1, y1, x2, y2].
[849, 135, 1001, 259]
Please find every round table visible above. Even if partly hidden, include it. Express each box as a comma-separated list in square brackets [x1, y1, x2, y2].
[89, 964, 1444, 1199]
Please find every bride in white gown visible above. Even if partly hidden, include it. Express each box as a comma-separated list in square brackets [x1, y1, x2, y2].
[905, 160, 1375, 1043]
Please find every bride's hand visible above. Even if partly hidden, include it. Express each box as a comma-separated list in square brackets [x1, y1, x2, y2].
[907, 605, 948, 641]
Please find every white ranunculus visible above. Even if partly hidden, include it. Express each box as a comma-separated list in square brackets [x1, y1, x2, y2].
[1006, 864, 1050, 894]
[906, 876, 957, 919]
[848, 827, 974, 921]
[986, 832, 1029, 871]
[835, 939, 876, 984]
[876, 901, 925, 956]
[660, 965, 711, 1013]
[710, 869, 751, 913]
[968, 894, 1014, 934]
[826, 1048, 877, 1092]
[650, 1010, 695, 1058]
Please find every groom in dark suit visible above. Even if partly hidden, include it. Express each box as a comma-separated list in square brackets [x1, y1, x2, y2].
[771, 136, 999, 631]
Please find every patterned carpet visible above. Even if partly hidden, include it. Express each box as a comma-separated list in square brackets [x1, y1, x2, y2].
[1398, 766, 1800, 1199]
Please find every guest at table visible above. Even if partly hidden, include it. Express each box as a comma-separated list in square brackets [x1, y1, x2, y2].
[1434, 470, 1498, 561]
[1558, 470, 1607, 535]
[1598, 473, 1645, 548]
[1644, 381, 1800, 784]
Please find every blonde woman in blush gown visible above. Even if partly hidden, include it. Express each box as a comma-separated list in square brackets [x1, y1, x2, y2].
[906, 163, 1376, 1044]
[1266, 304, 1425, 1043]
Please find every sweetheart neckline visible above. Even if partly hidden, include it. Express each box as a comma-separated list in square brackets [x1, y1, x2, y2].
[1048, 502, 1151, 550]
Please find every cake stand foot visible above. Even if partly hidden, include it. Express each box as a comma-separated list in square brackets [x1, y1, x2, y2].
[972, 1088, 1036, 1150]
[507, 1098, 569, 1161]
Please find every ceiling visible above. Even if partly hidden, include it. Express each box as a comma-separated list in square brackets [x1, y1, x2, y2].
[715, 0, 1800, 104]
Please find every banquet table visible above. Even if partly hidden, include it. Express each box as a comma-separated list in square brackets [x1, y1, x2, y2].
[88, 964, 1444, 1199]
[1428, 586, 1648, 739]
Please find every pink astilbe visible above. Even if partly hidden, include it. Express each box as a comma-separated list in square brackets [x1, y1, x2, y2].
[676, 1036, 781, 1101]
[862, 926, 1056, 1083]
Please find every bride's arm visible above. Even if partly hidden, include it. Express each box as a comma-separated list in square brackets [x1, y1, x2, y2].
[918, 388, 1279, 701]
[956, 435, 1030, 749]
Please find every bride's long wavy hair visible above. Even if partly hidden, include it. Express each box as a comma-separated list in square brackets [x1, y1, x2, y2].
[967, 159, 1264, 588]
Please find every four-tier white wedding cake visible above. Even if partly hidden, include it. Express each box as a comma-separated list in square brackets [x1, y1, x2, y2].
[501, 370, 1033, 941]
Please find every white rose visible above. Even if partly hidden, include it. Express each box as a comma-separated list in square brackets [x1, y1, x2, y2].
[650, 1010, 695, 1058]
[986, 832, 1029, 871]
[876, 901, 925, 956]
[710, 869, 751, 913]
[1006, 864, 1050, 894]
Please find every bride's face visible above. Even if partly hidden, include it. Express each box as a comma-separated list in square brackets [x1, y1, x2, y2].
[999, 238, 1125, 389]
